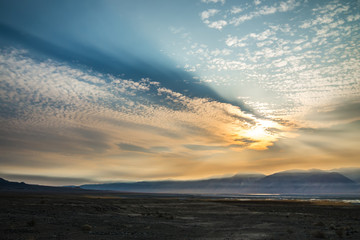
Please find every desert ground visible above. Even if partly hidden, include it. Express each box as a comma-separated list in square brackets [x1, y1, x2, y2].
[1, 192, 359, 240]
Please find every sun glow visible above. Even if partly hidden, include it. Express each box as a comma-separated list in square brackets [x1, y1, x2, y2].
[245, 126, 268, 139]
[235, 118, 282, 150]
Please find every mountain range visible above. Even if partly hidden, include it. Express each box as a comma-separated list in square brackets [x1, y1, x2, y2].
[80, 169, 360, 195]
[0, 177, 88, 193]
[2, 169, 360, 195]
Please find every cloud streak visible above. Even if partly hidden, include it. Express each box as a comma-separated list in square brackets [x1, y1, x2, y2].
[0, 48, 284, 181]
[201, 0, 225, 5]
[230, 0, 300, 26]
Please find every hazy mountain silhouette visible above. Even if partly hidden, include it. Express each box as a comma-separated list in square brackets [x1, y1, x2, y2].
[0, 177, 88, 193]
[2, 169, 360, 195]
[331, 168, 360, 183]
[251, 170, 358, 194]
[81, 174, 265, 194]
[80, 170, 360, 195]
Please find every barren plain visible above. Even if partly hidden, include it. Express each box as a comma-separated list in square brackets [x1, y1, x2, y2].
[1, 192, 360, 240]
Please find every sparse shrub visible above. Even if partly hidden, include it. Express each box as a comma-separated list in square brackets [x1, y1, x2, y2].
[27, 219, 36, 227]
[335, 228, 344, 237]
[81, 224, 92, 232]
[314, 221, 325, 227]
[311, 230, 326, 238]
[345, 225, 353, 235]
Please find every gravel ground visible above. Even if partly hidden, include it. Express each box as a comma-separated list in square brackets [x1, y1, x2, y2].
[1, 192, 360, 240]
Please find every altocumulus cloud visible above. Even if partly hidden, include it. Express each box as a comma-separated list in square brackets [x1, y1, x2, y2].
[190, 0, 360, 119]
[0, 48, 284, 181]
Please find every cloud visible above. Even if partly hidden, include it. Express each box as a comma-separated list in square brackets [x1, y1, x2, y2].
[0, 22, 230, 106]
[300, 2, 350, 29]
[249, 29, 275, 41]
[225, 36, 247, 47]
[200, 9, 227, 30]
[278, 0, 298, 12]
[150, 146, 171, 152]
[230, 6, 243, 14]
[207, 20, 228, 30]
[191, 0, 358, 121]
[347, 14, 360, 22]
[240, 117, 360, 174]
[230, 0, 300, 26]
[201, 0, 225, 5]
[184, 144, 227, 151]
[118, 143, 151, 153]
[226, 29, 275, 48]
[254, 0, 261, 6]
[234, 138, 259, 144]
[200, 9, 220, 20]
[208, 57, 255, 71]
[0, 48, 285, 181]
[210, 48, 232, 56]
[273, 60, 288, 68]
[306, 101, 360, 123]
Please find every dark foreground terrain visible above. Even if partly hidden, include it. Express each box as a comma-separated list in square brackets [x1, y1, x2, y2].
[1, 192, 360, 240]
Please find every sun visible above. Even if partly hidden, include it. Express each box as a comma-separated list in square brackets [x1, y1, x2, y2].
[245, 119, 278, 139]
[245, 125, 268, 140]
[234, 118, 281, 150]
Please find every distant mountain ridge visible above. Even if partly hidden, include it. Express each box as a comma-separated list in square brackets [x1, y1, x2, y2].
[331, 168, 360, 183]
[0, 177, 89, 193]
[80, 174, 265, 194]
[80, 170, 360, 195]
[252, 171, 358, 194]
[2, 169, 360, 195]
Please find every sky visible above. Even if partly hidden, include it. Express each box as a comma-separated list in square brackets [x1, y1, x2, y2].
[0, 0, 359, 186]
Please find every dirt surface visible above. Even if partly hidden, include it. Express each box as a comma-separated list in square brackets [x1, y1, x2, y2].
[1, 192, 360, 240]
